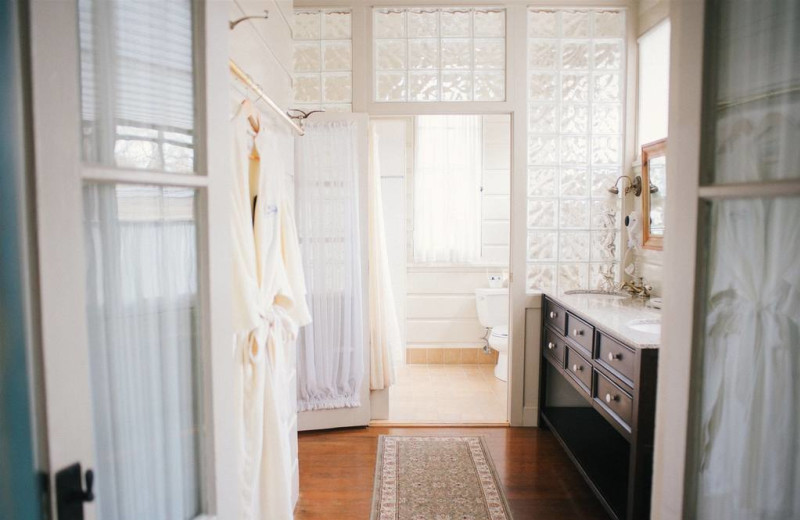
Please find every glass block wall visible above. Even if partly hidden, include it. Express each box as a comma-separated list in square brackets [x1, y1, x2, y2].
[372, 7, 506, 102]
[293, 9, 353, 112]
[525, 9, 625, 294]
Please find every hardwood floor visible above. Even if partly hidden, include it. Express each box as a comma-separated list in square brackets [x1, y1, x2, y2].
[295, 426, 610, 519]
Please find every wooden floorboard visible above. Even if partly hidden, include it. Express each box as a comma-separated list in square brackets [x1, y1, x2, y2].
[295, 426, 610, 520]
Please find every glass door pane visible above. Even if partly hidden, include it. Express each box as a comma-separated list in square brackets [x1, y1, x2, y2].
[78, 0, 197, 173]
[690, 196, 799, 518]
[83, 184, 205, 519]
[702, 0, 800, 184]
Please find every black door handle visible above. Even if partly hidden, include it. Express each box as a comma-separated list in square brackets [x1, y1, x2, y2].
[55, 463, 94, 520]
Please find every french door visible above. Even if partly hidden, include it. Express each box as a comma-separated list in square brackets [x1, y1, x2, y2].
[28, 1, 235, 518]
[652, 0, 800, 518]
[294, 112, 373, 431]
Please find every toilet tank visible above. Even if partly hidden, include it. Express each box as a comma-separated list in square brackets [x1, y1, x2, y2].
[474, 288, 509, 328]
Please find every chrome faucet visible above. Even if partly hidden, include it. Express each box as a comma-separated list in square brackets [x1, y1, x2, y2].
[619, 277, 652, 298]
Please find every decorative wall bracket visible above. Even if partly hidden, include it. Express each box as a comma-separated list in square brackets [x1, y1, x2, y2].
[229, 10, 269, 31]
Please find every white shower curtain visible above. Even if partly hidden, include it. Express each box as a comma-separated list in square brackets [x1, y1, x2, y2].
[413, 115, 483, 263]
[295, 121, 365, 411]
[83, 184, 202, 520]
[368, 126, 400, 390]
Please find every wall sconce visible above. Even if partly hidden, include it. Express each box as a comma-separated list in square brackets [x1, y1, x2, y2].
[608, 175, 643, 197]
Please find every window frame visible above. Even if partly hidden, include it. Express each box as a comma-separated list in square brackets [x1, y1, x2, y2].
[370, 6, 508, 105]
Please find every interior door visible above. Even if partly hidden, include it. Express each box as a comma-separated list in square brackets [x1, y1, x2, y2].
[652, 0, 800, 517]
[28, 1, 235, 518]
[295, 112, 372, 431]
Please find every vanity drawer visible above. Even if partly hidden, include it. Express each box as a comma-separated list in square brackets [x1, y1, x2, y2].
[595, 371, 633, 430]
[596, 333, 635, 386]
[544, 299, 567, 334]
[565, 313, 594, 357]
[565, 347, 592, 394]
[543, 328, 567, 368]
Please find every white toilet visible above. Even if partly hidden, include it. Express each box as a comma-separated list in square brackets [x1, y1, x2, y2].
[474, 287, 509, 381]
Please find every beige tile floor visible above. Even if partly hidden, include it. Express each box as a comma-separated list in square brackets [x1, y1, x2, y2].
[384, 364, 508, 424]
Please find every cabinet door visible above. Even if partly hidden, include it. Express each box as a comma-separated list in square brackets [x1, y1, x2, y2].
[652, 1, 800, 518]
[28, 1, 235, 518]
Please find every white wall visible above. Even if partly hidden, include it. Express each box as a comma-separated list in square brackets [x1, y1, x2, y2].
[481, 115, 512, 265]
[228, 0, 300, 505]
[638, 0, 669, 37]
[629, 8, 670, 297]
[374, 116, 511, 355]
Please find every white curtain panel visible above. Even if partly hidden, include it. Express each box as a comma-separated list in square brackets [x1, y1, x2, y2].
[295, 121, 365, 411]
[83, 184, 202, 520]
[413, 115, 483, 263]
[368, 126, 400, 390]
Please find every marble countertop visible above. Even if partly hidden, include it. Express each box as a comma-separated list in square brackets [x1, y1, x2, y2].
[548, 293, 662, 349]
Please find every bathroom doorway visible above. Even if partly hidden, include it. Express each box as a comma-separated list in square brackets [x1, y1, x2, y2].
[371, 114, 511, 424]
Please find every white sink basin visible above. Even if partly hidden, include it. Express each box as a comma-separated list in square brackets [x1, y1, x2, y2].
[627, 319, 661, 335]
[564, 290, 630, 300]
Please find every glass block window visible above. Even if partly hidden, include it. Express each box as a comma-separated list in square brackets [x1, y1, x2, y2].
[525, 9, 625, 294]
[293, 9, 353, 112]
[372, 7, 506, 103]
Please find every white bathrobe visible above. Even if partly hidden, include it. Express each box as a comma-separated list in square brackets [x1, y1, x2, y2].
[231, 114, 309, 520]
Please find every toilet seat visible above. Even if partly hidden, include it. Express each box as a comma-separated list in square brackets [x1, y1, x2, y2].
[490, 325, 508, 338]
[488, 325, 508, 352]
[487, 325, 509, 381]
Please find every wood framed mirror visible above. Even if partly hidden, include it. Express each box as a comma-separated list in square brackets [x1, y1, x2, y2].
[641, 138, 667, 250]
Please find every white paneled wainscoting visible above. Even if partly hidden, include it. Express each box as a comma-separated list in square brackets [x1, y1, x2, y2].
[406, 267, 503, 364]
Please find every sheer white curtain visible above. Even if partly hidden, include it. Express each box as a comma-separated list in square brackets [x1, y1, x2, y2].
[368, 127, 400, 390]
[295, 121, 365, 411]
[83, 184, 202, 520]
[413, 115, 483, 263]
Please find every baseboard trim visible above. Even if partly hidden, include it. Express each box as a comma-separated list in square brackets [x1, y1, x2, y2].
[522, 405, 540, 427]
[369, 421, 510, 428]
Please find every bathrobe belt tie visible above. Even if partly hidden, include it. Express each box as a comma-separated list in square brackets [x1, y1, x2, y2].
[247, 303, 299, 364]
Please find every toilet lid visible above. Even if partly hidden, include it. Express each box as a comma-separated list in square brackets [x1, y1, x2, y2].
[491, 325, 508, 338]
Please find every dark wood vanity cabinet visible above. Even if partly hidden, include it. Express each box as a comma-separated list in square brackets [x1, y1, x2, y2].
[539, 295, 658, 520]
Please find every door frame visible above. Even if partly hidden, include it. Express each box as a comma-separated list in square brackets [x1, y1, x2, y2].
[27, 1, 237, 517]
[649, 1, 706, 516]
[368, 112, 514, 425]
[296, 112, 373, 431]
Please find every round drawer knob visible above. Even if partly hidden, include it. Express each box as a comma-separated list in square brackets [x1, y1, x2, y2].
[549, 311, 557, 319]
[548, 342, 555, 350]
[605, 393, 619, 403]
[607, 352, 620, 361]
[573, 364, 583, 372]
[573, 329, 583, 336]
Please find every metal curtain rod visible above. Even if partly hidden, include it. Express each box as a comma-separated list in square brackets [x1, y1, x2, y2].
[229, 59, 305, 136]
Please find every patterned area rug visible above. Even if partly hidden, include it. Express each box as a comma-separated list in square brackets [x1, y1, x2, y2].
[371, 436, 513, 520]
